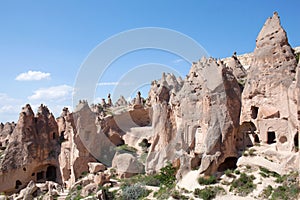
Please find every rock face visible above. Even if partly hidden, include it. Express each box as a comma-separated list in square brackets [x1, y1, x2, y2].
[57, 101, 114, 188]
[240, 12, 298, 152]
[0, 122, 15, 149]
[146, 58, 242, 175]
[0, 104, 61, 194]
[223, 54, 247, 86]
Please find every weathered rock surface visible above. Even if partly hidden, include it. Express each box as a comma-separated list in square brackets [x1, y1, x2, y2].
[88, 162, 106, 174]
[146, 57, 242, 176]
[0, 122, 15, 149]
[112, 152, 144, 178]
[58, 102, 114, 188]
[240, 12, 298, 153]
[0, 104, 61, 194]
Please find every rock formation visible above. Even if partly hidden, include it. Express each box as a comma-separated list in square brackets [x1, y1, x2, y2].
[0, 12, 299, 199]
[240, 12, 298, 153]
[0, 104, 61, 194]
[146, 57, 242, 176]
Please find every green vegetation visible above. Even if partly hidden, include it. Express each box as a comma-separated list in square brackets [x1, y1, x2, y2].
[225, 169, 235, 178]
[170, 190, 189, 200]
[198, 175, 217, 185]
[296, 53, 299, 63]
[121, 183, 151, 200]
[194, 186, 226, 200]
[156, 162, 177, 188]
[260, 185, 273, 199]
[270, 171, 300, 200]
[243, 148, 256, 157]
[153, 162, 177, 199]
[117, 162, 177, 200]
[229, 173, 256, 196]
[259, 167, 280, 178]
[248, 149, 256, 156]
[115, 144, 137, 154]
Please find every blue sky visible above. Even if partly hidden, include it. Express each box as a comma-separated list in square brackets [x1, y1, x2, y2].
[0, 1, 299, 122]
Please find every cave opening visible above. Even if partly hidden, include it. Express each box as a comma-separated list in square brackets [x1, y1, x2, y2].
[294, 132, 299, 151]
[46, 166, 57, 182]
[37, 171, 44, 181]
[251, 106, 259, 119]
[267, 131, 276, 144]
[254, 134, 260, 143]
[217, 157, 238, 172]
[15, 180, 22, 189]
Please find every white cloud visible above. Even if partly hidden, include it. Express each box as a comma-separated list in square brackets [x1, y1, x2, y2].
[16, 70, 51, 81]
[28, 85, 73, 101]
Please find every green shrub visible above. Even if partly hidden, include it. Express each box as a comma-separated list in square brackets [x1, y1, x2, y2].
[260, 185, 273, 199]
[259, 172, 268, 178]
[198, 175, 217, 185]
[76, 185, 82, 191]
[230, 173, 256, 196]
[259, 167, 279, 178]
[248, 149, 256, 156]
[194, 186, 225, 200]
[121, 183, 150, 200]
[234, 170, 240, 175]
[272, 171, 300, 200]
[243, 152, 249, 157]
[143, 175, 161, 186]
[225, 169, 235, 178]
[156, 162, 177, 188]
[170, 190, 189, 200]
[115, 144, 137, 154]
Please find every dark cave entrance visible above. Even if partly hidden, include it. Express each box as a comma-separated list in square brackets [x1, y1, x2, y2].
[217, 157, 238, 172]
[46, 166, 57, 182]
[294, 132, 299, 151]
[37, 171, 44, 181]
[267, 131, 276, 144]
[15, 180, 22, 189]
[251, 106, 259, 119]
[254, 134, 260, 143]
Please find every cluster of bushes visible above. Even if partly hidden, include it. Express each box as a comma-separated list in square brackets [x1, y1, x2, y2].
[229, 172, 256, 196]
[242, 148, 256, 157]
[259, 166, 280, 178]
[194, 186, 225, 200]
[259, 171, 300, 200]
[198, 175, 217, 185]
[117, 162, 177, 200]
[121, 183, 151, 200]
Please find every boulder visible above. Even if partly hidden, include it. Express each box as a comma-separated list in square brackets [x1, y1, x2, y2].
[112, 153, 144, 178]
[88, 162, 106, 173]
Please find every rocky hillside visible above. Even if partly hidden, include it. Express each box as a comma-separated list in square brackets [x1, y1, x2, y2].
[0, 12, 299, 200]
